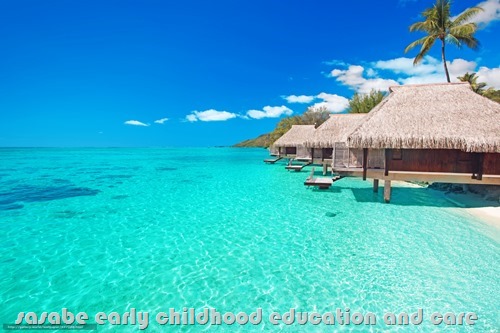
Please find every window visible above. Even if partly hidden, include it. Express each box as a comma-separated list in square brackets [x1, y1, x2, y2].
[285, 147, 297, 155]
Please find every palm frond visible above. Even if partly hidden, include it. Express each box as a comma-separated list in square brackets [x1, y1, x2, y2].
[405, 36, 431, 53]
[449, 22, 478, 36]
[435, 0, 451, 29]
[414, 37, 437, 64]
[452, 6, 484, 26]
[409, 21, 430, 32]
[454, 35, 480, 50]
[446, 34, 461, 48]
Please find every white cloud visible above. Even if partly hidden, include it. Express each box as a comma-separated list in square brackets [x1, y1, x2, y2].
[398, 74, 445, 85]
[396, 58, 478, 84]
[246, 105, 293, 119]
[186, 114, 197, 122]
[366, 68, 378, 77]
[464, 0, 500, 27]
[154, 117, 169, 124]
[283, 94, 315, 103]
[323, 59, 349, 66]
[374, 56, 440, 76]
[477, 66, 500, 88]
[313, 93, 349, 113]
[447, 59, 478, 76]
[328, 55, 500, 90]
[185, 109, 237, 122]
[124, 120, 149, 127]
[330, 65, 399, 93]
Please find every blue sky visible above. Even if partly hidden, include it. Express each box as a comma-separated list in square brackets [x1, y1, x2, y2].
[0, 0, 499, 147]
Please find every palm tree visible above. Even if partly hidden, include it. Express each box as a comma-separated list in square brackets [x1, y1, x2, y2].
[457, 72, 500, 103]
[348, 90, 385, 114]
[457, 72, 487, 94]
[405, 0, 483, 82]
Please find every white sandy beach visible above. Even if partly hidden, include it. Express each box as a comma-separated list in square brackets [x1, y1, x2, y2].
[393, 181, 500, 230]
[435, 189, 500, 230]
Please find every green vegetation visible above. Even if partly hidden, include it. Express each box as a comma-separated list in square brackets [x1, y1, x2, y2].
[405, 0, 483, 82]
[233, 133, 271, 147]
[483, 89, 500, 103]
[457, 72, 486, 94]
[457, 72, 500, 103]
[348, 90, 385, 113]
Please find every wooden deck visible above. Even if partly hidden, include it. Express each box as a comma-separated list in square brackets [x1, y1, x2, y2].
[334, 168, 500, 185]
[304, 167, 343, 189]
[304, 177, 332, 189]
[264, 157, 283, 164]
[285, 161, 312, 171]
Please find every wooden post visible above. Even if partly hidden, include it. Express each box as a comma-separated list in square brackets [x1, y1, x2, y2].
[347, 146, 350, 169]
[323, 163, 327, 175]
[362, 148, 368, 181]
[472, 153, 478, 179]
[278, 147, 282, 157]
[311, 148, 315, 164]
[373, 179, 379, 193]
[384, 180, 392, 203]
[384, 149, 390, 176]
[332, 144, 336, 170]
[477, 153, 484, 181]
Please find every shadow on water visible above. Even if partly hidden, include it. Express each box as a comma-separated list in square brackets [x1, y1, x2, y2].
[95, 175, 133, 180]
[156, 167, 178, 172]
[52, 178, 72, 184]
[111, 195, 129, 200]
[53, 210, 83, 219]
[307, 186, 342, 194]
[334, 185, 494, 208]
[0, 184, 101, 211]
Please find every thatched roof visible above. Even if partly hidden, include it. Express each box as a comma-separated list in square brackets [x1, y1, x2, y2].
[305, 114, 367, 148]
[348, 83, 500, 153]
[273, 125, 316, 147]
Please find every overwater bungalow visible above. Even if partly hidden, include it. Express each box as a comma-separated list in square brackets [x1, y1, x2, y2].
[340, 83, 500, 202]
[269, 125, 316, 160]
[304, 114, 384, 172]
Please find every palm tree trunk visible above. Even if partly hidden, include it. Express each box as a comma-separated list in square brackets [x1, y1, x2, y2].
[441, 38, 451, 83]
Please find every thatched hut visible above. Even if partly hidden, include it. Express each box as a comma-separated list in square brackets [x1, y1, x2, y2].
[345, 82, 500, 201]
[305, 114, 384, 168]
[272, 125, 316, 158]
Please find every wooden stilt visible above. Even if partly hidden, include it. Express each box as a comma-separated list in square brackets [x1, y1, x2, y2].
[477, 153, 484, 181]
[332, 144, 336, 169]
[362, 148, 368, 181]
[384, 149, 390, 176]
[322, 163, 327, 175]
[373, 179, 379, 193]
[384, 180, 392, 203]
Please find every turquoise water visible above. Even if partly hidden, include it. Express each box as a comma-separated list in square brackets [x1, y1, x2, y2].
[0, 148, 499, 332]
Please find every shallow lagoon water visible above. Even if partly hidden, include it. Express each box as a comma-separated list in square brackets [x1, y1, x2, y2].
[0, 148, 498, 332]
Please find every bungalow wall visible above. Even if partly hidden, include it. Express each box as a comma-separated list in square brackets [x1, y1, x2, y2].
[309, 148, 333, 161]
[295, 145, 312, 159]
[386, 149, 500, 175]
[269, 146, 279, 156]
[276, 145, 312, 158]
[483, 153, 499, 174]
[333, 144, 384, 169]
